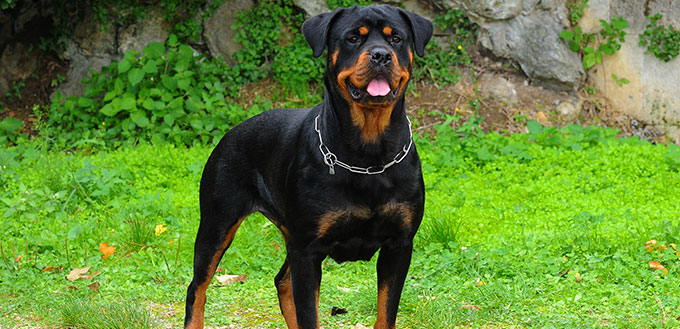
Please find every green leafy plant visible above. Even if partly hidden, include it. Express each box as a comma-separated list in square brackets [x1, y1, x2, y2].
[50, 74, 66, 87]
[611, 73, 630, 87]
[561, 16, 629, 70]
[434, 8, 477, 45]
[0, 117, 24, 144]
[47, 35, 269, 147]
[0, 0, 17, 10]
[639, 14, 680, 62]
[327, 0, 371, 9]
[567, 0, 589, 26]
[5, 80, 26, 100]
[232, 0, 324, 89]
[413, 41, 470, 86]
[271, 34, 325, 92]
[665, 142, 680, 171]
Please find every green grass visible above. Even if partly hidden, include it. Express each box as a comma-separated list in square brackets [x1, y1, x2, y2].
[1, 122, 679, 328]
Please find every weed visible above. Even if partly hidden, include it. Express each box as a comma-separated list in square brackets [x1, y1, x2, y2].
[327, 0, 371, 10]
[639, 14, 680, 62]
[0, 117, 24, 144]
[435, 8, 477, 45]
[5, 80, 25, 100]
[413, 41, 470, 86]
[567, 0, 589, 26]
[232, 0, 324, 89]
[0, 0, 17, 10]
[60, 295, 154, 329]
[47, 36, 271, 147]
[561, 16, 629, 70]
[50, 74, 66, 87]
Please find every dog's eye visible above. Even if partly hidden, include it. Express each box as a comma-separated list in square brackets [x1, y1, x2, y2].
[348, 36, 359, 44]
[391, 35, 402, 44]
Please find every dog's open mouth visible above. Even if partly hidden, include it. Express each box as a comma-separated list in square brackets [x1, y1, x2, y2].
[347, 75, 399, 102]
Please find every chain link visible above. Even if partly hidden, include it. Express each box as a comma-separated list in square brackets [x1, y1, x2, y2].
[314, 114, 413, 175]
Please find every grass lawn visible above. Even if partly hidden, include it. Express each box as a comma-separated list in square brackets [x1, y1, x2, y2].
[1, 122, 679, 328]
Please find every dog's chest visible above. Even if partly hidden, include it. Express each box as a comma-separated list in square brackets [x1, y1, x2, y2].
[316, 202, 414, 262]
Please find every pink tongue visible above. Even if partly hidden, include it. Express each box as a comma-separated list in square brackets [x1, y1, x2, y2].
[366, 76, 391, 96]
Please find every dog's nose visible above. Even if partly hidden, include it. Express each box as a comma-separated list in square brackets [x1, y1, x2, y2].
[370, 48, 392, 65]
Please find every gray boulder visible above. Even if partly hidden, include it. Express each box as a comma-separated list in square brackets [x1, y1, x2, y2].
[479, 9, 584, 91]
[118, 10, 168, 55]
[431, 0, 585, 91]
[203, 0, 254, 64]
[294, 0, 328, 18]
[0, 42, 38, 96]
[56, 42, 114, 99]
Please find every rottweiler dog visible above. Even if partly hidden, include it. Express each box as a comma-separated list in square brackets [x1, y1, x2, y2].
[184, 5, 433, 329]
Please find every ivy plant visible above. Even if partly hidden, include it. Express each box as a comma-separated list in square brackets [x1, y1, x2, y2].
[639, 14, 680, 62]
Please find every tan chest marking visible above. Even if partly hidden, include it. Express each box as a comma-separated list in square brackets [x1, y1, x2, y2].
[317, 202, 414, 237]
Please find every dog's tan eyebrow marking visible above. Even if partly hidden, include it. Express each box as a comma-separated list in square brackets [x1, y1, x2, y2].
[359, 26, 369, 35]
[332, 50, 339, 66]
[382, 26, 392, 35]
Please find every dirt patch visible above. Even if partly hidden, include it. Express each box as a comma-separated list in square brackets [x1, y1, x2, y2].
[0, 49, 69, 136]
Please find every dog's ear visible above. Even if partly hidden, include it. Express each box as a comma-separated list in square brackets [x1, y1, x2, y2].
[398, 9, 434, 57]
[302, 9, 343, 58]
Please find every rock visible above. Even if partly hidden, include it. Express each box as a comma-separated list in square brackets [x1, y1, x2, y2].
[0, 18, 12, 47]
[0, 76, 8, 97]
[583, 0, 680, 143]
[294, 0, 328, 18]
[203, 0, 253, 64]
[431, 0, 583, 91]
[56, 42, 114, 99]
[432, 0, 522, 21]
[557, 101, 581, 121]
[56, 9, 119, 99]
[479, 9, 585, 91]
[71, 11, 116, 56]
[118, 10, 168, 56]
[14, 0, 38, 32]
[477, 73, 518, 104]
[0, 42, 37, 81]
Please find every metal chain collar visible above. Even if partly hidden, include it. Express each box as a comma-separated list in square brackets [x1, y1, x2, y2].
[314, 114, 413, 175]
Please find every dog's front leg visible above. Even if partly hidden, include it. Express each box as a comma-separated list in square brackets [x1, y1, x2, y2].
[288, 249, 323, 329]
[374, 242, 413, 329]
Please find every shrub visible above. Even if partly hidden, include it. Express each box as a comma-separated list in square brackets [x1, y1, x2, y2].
[47, 35, 270, 147]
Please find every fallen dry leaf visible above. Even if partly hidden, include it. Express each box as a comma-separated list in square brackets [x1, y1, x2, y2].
[42, 266, 55, 272]
[80, 270, 102, 280]
[215, 274, 247, 285]
[460, 304, 482, 310]
[536, 111, 549, 124]
[14, 255, 21, 262]
[99, 242, 115, 259]
[351, 324, 370, 329]
[649, 261, 669, 274]
[87, 282, 100, 292]
[67, 267, 91, 281]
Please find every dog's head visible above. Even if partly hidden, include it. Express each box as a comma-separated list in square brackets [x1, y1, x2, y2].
[303, 6, 433, 143]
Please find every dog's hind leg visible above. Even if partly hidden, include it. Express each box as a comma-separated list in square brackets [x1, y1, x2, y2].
[184, 172, 252, 329]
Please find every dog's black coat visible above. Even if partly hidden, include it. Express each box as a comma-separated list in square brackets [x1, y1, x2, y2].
[185, 5, 432, 329]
